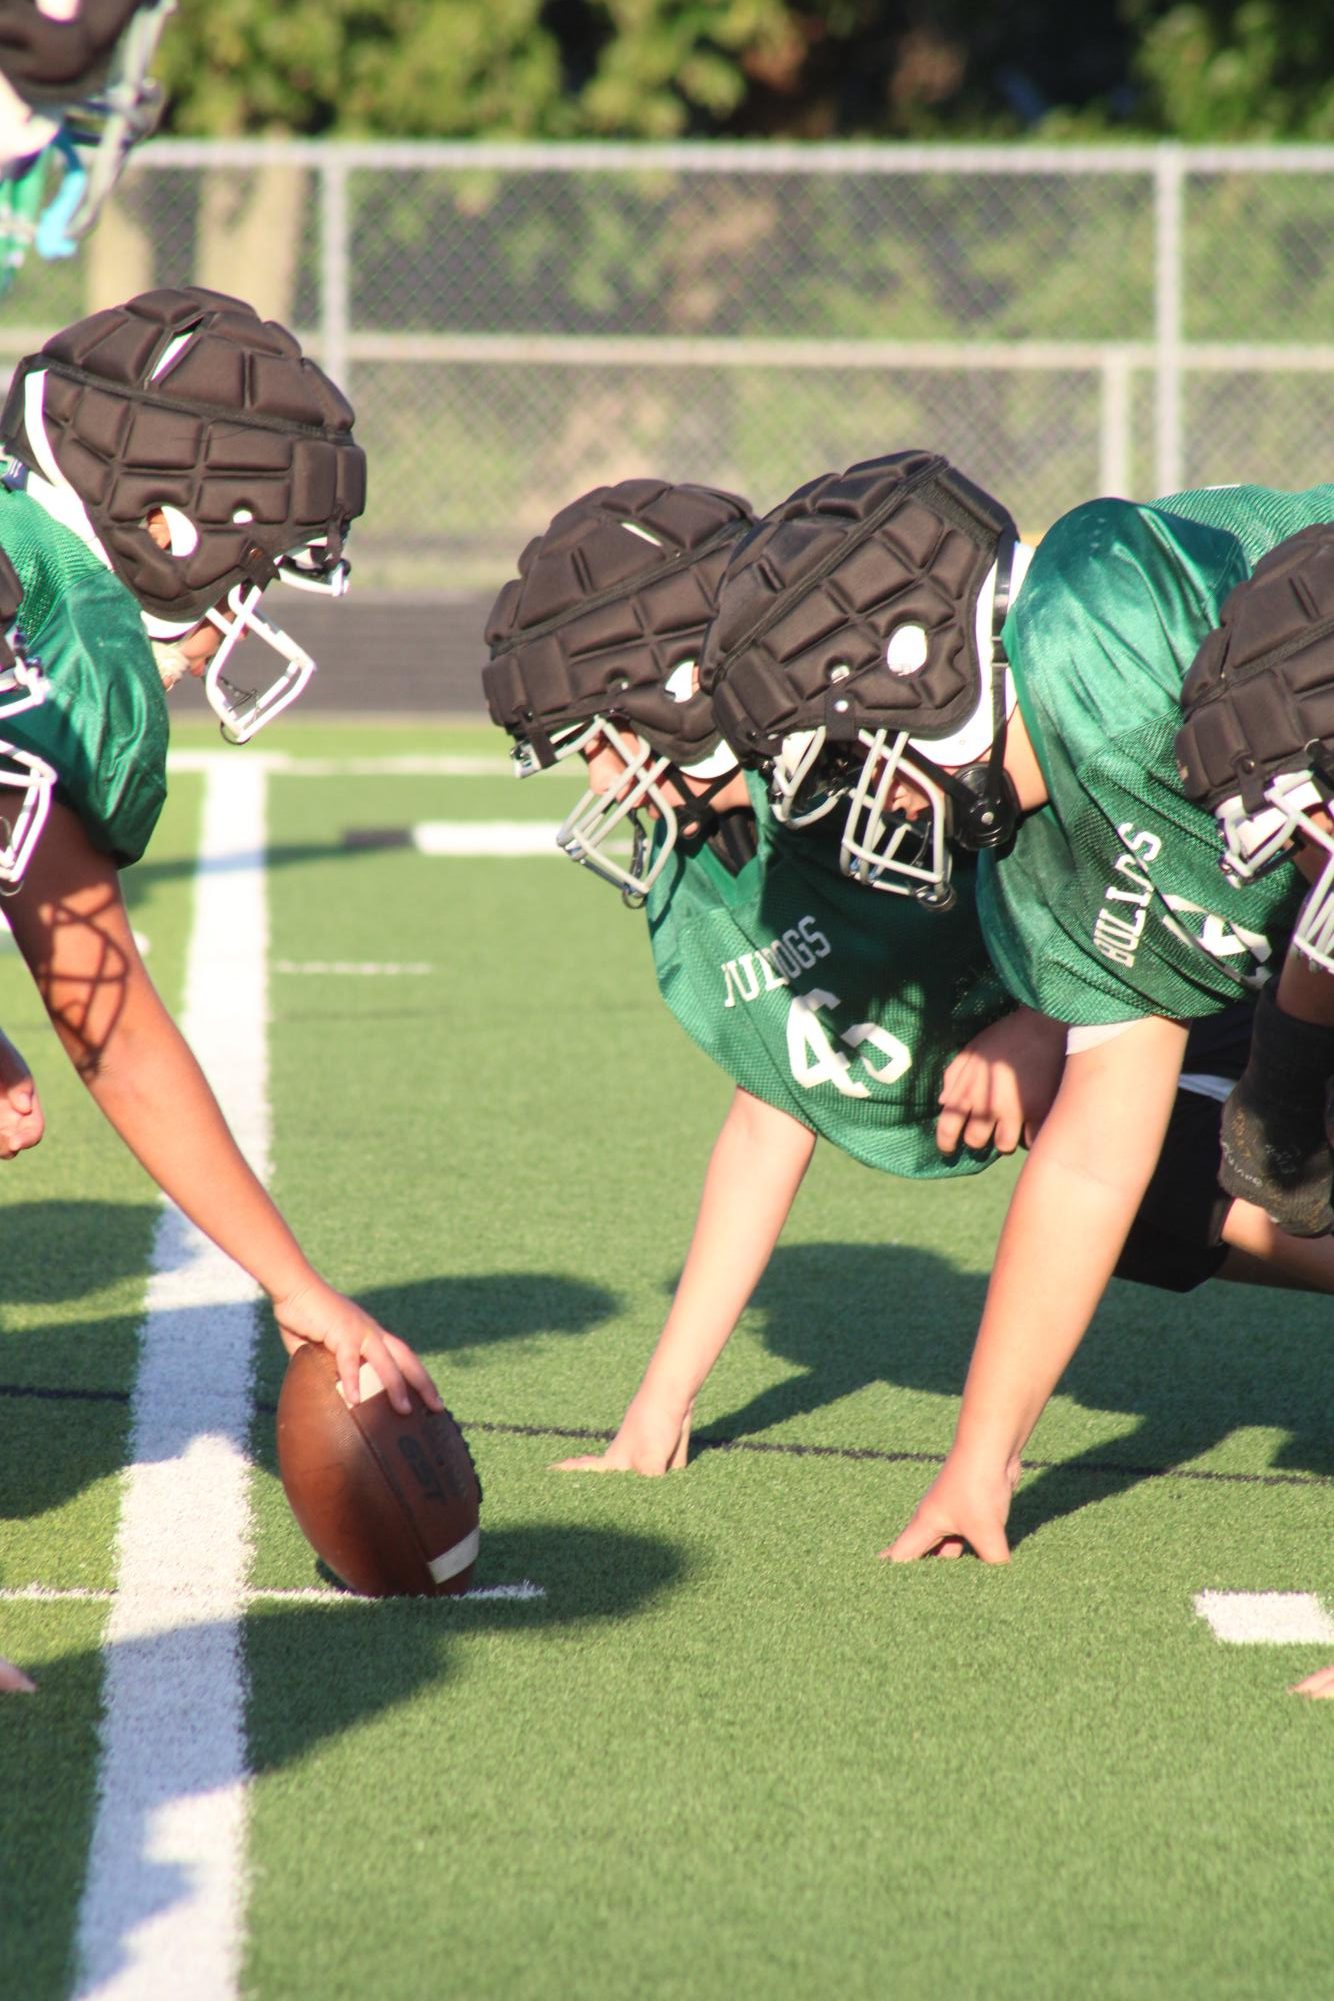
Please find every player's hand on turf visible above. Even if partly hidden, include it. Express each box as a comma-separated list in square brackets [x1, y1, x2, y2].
[937, 1008, 1065, 1156]
[0, 1655, 36, 1693]
[1219, 985, 1334, 1236]
[552, 1395, 692, 1475]
[1291, 1662, 1334, 1699]
[0, 1029, 44, 1158]
[272, 1276, 444, 1418]
[879, 1451, 1021, 1564]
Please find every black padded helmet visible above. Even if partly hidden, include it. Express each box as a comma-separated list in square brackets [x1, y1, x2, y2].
[484, 477, 756, 902]
[1, 284, 366, 629]
[1177, 522, 1334, 971]
[699, 450, 1020, 906]
[701, 450, 1015, 763]
[484, 477, 755, 770]
[0, 0, 151, 96]
[1176, 523, 1334, 818]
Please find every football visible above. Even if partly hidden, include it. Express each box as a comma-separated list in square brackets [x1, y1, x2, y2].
[276, 1344, 481, 1596]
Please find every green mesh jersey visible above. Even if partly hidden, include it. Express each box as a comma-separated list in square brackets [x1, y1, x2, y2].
[0, 485, 168, 866]
[977, 486, 1334, 1025]
[645, 774, 1011, 1177]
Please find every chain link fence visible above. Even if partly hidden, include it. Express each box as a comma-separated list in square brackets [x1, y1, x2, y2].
[3, 139, 1334, 600]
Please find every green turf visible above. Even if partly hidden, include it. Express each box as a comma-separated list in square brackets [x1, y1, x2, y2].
[3, 723, 1332, 2001]
[0, 765, 202, 2001]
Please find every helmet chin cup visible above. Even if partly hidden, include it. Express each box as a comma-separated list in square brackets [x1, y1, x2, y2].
[203, 583, 316, 744]
[0, 739, 55, 885]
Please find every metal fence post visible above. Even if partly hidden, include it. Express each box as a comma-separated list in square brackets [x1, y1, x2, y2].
[1099, 349, 1132, 499]
[321, 148, 350, 398]
[1154, 146, 1185, 496]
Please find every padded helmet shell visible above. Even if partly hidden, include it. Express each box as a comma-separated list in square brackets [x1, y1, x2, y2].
[0, 284, 366, 625]
[1176, 523, 1334, 816]
[484, 478, 755, 769]
[0, 0, 146, 97]
[700, 450, 1015, 766]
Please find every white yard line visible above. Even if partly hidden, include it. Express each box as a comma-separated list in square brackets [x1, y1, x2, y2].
[1, 1583, 543, 1605]
[1194, 1590, 1334, 1645]
[167, 751, 512, 778]
[273, 960, 435, 976]
[74, 763, 269, 2001]
[410, 820, 566, 856]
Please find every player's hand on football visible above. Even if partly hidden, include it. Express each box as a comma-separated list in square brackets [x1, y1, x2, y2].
[271, 1276, 444, 1418]
[0, 1655, 36, 1693]
[0, 1028, 44, 1158]
[552, 1395, 692, 1475]
[879, 1451, 1021, 1564]
[937, 1008, 1065, 1156]
[1291, 1662, 1334, 1699]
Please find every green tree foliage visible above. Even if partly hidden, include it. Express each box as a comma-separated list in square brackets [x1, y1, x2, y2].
[1129, 3, 1334, 139]
[153, 0, 1334, 142]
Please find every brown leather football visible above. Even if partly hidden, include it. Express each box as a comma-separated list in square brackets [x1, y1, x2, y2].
[276, 1345, 481, 1596]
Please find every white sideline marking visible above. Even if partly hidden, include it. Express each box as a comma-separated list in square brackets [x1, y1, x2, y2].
[411, 819, 564, 856]
[274, 959, 434, 975]
[410, 821, 632, 858]
[1, 1582, 544, 1606]
[75, 763, 269, 2001]
[167, 751, 511, 779]
[1194, 1590, 1334, 1645]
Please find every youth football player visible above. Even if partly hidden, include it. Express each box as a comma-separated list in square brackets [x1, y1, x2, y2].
[0, 287, 442, 1691]
[484, 477, 1334, 1482]
[701, 452, 1334, 1564]
[1176, 521, 1334, 1703]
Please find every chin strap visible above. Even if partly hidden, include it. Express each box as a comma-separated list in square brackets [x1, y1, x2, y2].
[672, 760, 742, 845]
[944, 535, 1021, 855]
[619, 757, 744, 908]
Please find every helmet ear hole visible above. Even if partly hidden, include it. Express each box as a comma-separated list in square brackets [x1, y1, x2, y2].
[150, 503, 199, 558]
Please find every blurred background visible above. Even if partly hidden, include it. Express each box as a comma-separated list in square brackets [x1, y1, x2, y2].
[4, 0, 1334, 713]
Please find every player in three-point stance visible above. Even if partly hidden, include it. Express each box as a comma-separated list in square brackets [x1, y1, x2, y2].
[0, 286, 442, 1691]
[1177, 523, 1334, 1700]
[700, 451, 1334, 1575]
[483, 478, 1334, 1490]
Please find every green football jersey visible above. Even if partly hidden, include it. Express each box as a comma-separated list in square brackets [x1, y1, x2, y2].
[0, 485, 168, 866]
[646, 774, 1011, 1177]
[977, 489, 1334, 1025]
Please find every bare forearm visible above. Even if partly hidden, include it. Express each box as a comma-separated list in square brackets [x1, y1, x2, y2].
[636, 1088, 816, 1410]
[65, 974, 313, 1301]
[952, 1018, 1187, 1465]
[954, 1150, 1152, 1462]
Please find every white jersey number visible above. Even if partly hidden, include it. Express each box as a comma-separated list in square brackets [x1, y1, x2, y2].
[786, 989, 912, 1099]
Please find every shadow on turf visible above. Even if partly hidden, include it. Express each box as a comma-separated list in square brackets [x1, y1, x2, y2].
[18, 1525, 679, 1995]
[0, 1265, 619, 1520]
[132, 839, 375, 889]
[0, 1201, 160, 1305]
[689, 1240, 1334, 1549]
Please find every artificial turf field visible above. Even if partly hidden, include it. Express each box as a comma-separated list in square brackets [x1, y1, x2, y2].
[1, 716, 1332, 2001]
